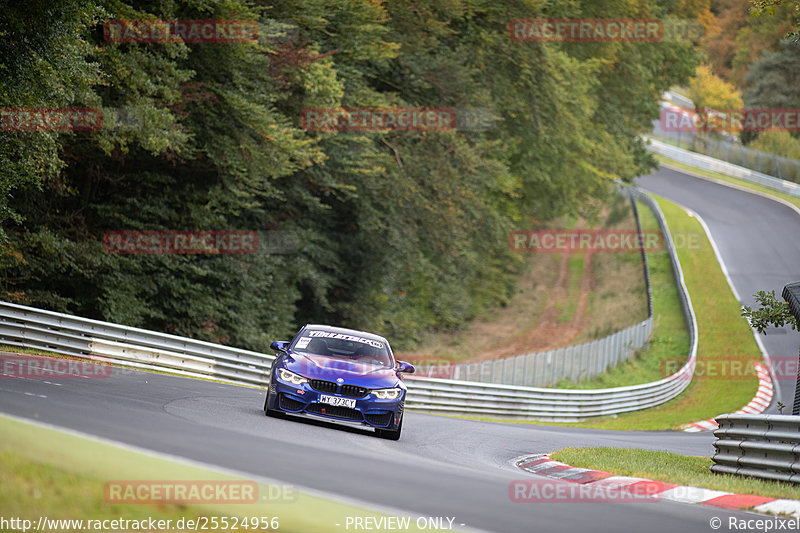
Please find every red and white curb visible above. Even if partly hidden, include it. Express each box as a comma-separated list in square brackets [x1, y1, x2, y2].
[515, 454, 800, 518]
[681, 362, 774, 432]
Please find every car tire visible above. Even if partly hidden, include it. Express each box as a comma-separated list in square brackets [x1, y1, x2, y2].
[265, 405, 284, 418]
[264, 375, 284, 418]
[376, 415, 402, 440]
[264, 397, 284, 418]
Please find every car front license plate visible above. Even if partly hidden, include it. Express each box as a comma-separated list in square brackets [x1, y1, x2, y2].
[319, 395, 356, 409]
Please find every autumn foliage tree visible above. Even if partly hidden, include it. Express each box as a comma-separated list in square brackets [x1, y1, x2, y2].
[701, 0, 795, 85]
[688, 65, 743, 133]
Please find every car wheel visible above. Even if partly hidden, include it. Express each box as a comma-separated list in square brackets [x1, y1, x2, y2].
[265, 397, 284, 418]
[376, 415, 402, 440]
[265, 405, 284, 418]
[264, 374, 284, 418]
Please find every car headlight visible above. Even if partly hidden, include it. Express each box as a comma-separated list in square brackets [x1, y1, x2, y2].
[372, 388, 402, 400]
[278, 368, 308, 385]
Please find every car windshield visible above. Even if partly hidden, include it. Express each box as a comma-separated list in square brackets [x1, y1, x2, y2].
[291, 330, 394, 367]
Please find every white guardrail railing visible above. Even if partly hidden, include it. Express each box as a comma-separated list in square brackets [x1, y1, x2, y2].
[0, 305, 273, 387]
[712, 414, 800, 484]
[0, 187, 697, 422]
[647, 137, 800, 198]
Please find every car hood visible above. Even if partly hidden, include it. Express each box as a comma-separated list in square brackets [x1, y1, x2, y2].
[284, 351, 401, 389]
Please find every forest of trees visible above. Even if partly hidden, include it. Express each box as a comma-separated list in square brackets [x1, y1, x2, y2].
[692, 0, 800, 150]
[0, 0, 710, 350]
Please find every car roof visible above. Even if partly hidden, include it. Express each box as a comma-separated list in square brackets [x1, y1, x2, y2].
[302, 324, 389, 344]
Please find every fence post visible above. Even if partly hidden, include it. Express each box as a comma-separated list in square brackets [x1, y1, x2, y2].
[535, 352, 544, 387]
[567, 347, 576, 382]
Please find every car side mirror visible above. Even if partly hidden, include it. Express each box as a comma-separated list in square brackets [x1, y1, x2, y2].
[270, 340, 289, 352]
[396, 361, 415, 374]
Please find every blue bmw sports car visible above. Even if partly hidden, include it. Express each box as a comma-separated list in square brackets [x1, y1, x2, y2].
[263, 324, 415, 440]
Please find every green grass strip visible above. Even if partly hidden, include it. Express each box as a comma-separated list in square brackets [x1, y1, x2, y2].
[550, 447, 800, 501]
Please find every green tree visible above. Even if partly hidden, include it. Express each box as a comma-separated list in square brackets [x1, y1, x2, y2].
[702, 0, 794, 85]
[742, 39, 800, 143]
[741, 290, 799, 333]
[0, 0, 101, 244]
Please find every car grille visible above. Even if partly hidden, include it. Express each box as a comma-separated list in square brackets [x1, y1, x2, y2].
[309, 379, 368, 398]
[279, 394, 305, 412]
[340, 384, 368, 398]
[309, 379, 338, 394]
[306, 403, 363, 421]
[364, 412, 393, 427]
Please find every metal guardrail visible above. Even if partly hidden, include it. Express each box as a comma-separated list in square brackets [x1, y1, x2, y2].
[404, 368, 693, 422]
[646, 137, 800, 198]
[632, 188, 698, 361]
[662, 90, 694, 110]
[650, 128, 800, 183]
[630, 192, 654, 318]
[711, 414, 800, 484]
[0, 187, 698, 421]
[0, 301, 273, 387]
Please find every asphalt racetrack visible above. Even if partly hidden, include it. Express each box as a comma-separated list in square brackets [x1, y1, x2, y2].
[0, 362, 757, 533]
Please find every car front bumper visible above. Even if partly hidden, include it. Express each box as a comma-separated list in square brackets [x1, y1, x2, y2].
[267, 372, 404, 430]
